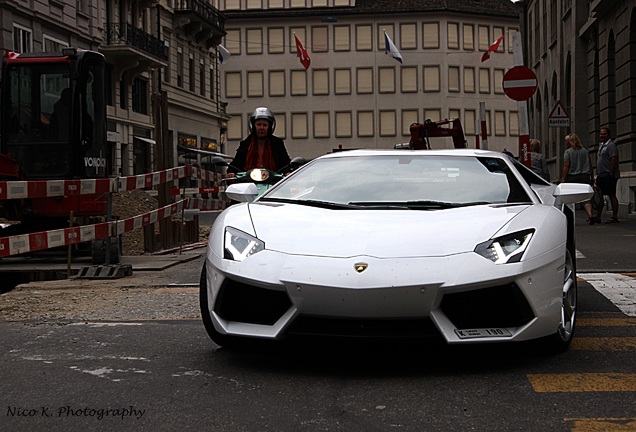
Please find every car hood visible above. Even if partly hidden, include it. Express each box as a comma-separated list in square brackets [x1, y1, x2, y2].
[246, 202, 528, 258]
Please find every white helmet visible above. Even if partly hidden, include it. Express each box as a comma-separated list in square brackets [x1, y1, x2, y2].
[248, 107, 276, 136]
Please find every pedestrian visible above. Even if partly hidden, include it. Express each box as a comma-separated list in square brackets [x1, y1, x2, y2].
[594, 126, 620, 223]
[529, 139, 549, 181]
[227, 107, 291, 176]
[561, 133, 595, 224]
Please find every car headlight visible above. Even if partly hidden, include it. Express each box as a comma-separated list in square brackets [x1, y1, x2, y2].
[224, 227, 265, 261]
[474, 229, 534, 264]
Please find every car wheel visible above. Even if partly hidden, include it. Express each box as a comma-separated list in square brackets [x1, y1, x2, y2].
[541, 248, 577, 354]
[199, 264, 243, 349]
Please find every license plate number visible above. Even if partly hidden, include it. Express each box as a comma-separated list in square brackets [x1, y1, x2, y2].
[455, 328, 511, 339]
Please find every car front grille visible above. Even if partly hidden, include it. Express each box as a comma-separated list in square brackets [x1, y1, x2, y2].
[440, 283, 535, 329]
[214, 279, 292, 325]
[286, 316, 441, 339]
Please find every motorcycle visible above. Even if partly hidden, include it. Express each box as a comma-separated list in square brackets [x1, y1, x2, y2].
[211, 156, 305, 203]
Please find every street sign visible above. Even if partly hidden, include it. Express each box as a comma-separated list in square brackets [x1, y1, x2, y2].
[502, 66, 538, 101]
[548, 100, 570, 127]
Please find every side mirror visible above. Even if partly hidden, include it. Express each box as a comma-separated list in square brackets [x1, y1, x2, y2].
[553, 183, 594, 206]
[225, 183, 259, 203]
[211, 156, 229, 166]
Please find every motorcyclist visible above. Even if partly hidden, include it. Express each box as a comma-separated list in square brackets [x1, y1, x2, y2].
[227, 107, 291, 176]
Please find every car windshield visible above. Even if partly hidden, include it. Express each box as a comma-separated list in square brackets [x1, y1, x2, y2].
[261, 154, 532, 208]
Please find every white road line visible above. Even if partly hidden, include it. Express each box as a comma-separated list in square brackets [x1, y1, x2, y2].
[579, 273, 636, 317]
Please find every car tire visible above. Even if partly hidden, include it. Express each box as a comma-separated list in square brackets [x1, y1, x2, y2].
[540, 248, 577, 354]
[199, 264, 246, 349]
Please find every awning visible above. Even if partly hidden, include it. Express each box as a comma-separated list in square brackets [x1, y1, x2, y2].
[177, 144, 232, 159]
[133, 136, 156, 145]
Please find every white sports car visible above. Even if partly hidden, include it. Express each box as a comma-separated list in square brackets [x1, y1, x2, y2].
[200, 149, 593, 353]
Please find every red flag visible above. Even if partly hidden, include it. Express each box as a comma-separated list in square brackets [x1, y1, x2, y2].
[481, 34, 505, 62]
[295, 34, 311, 70]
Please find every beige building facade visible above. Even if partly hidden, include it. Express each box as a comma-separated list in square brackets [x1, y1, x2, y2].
[218, 0, 521, 160]
[519, 0, 636, 215]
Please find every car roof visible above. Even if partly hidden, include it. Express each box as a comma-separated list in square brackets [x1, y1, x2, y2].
[319, 148, 509, 160]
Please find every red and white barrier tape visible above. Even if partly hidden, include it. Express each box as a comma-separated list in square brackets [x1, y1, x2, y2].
[0, 199, 187, 258]
[0, 164, 224, 199]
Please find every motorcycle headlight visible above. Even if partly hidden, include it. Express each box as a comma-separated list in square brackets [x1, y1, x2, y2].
[474, 229, 534, 264]
[224, 227, 265, 261]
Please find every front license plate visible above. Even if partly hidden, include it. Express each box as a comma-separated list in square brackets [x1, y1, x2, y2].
[455, 328, 512, 339]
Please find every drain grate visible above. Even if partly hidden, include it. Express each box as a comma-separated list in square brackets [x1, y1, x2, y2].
[75, 264, 133, 279]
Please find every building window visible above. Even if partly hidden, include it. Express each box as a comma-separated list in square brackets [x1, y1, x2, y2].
[247, 71, 264, 97]
[478, 25, 490, 51]
[312, 26, 328, 52]
[291, 112, 308, 138]
[508, 28, 518, 53]
[247, 28, 263, 54]
[275, 112, 286, 138]
[163, 42, 171, 84]
[290, 0, 306, 7]
[268, 28, 285, 54]
[463, 24, 474, 50]
[356, 68, 373, 94]
[479, 68, 490, 94]
[334, 26, 350, 51]
[334, 69, 351, 94]
[357, 111, 374, 137]
[495, 111, 506, 136]
[313, 112, 330, 138]
[177, 48, 184, 87]
[402, 109, 418, 135]
[493, 27, 504, 52]
[246, 0, 261, 9]
[13, 25, 32, 53]
[209, 65, 215, 100]
[120, 73, 128, 109]
[400, 23, 417, 50]
[448, 66, 460, 92]
[378, 24, 395, 51]
[447, 23, 459, 50]
[312, 0, 328, 6]
[464, 67, 475, 93]
[335, 111, 352, 138]
[356, 25, 373, 51]
[379, 67, 395, 93]
[225, 72, 242, 98]
[509, 111, 519, 136]
[200, 59, 206, 96]
[269, 0, 284, 8]
[464, 109, 476, 135]
[225, 29, 241, 54]
[379, 110, 397, 136]
[494, 69, 504, 94]
[423, 66, 440, 92]
[290, 28, 306, 53]
[189, 55, 195, 92]
[424, 109, 440, 122]
[449, 109, 460, 120]
[312, 69, 329, 95]
[291, 70, 307, 95]
[422, 23, 439, 49]
[225, 0, 241, 9]
[269, 70, 286, 96]
[132, 76, 148, 114]
[401, 67, 418, 93]
[44, 35, 68, 52]
[227, 114, 242, 140]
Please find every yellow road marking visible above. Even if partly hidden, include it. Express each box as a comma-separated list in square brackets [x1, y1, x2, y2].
[571, 337, 636, 351]
[577, 318, 636, 327]
[565, 418, 636, 431]
[528, 373, 636, 392]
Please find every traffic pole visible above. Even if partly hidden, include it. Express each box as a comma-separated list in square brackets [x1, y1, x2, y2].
[479, 102, 488, 150]
[513, 32, 531, 168]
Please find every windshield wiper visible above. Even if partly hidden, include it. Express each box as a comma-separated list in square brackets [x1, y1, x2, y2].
[259, 197, 355, 209]
[349, 200, 490, 209]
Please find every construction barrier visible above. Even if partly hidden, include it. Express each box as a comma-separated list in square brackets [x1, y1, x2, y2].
[0, 164, 229, 258]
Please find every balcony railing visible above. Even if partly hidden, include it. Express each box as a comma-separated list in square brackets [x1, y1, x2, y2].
[104, 23, 168, 61]
[174, 0, 226, 31]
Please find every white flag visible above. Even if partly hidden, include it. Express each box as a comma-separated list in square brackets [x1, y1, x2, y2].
[384, 31, 403, 64]
[218, 45, 231, 64]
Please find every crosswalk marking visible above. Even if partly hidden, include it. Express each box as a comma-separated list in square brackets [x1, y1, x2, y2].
[577, 318, 636, 326]
[528, 373, 636, 392]
[565, 418, 636, 431]
[571, 337, 636, 351]
[579, 273, 636, 316]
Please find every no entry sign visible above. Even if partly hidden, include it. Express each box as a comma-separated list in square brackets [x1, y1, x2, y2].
[503, 66, 538, 101]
